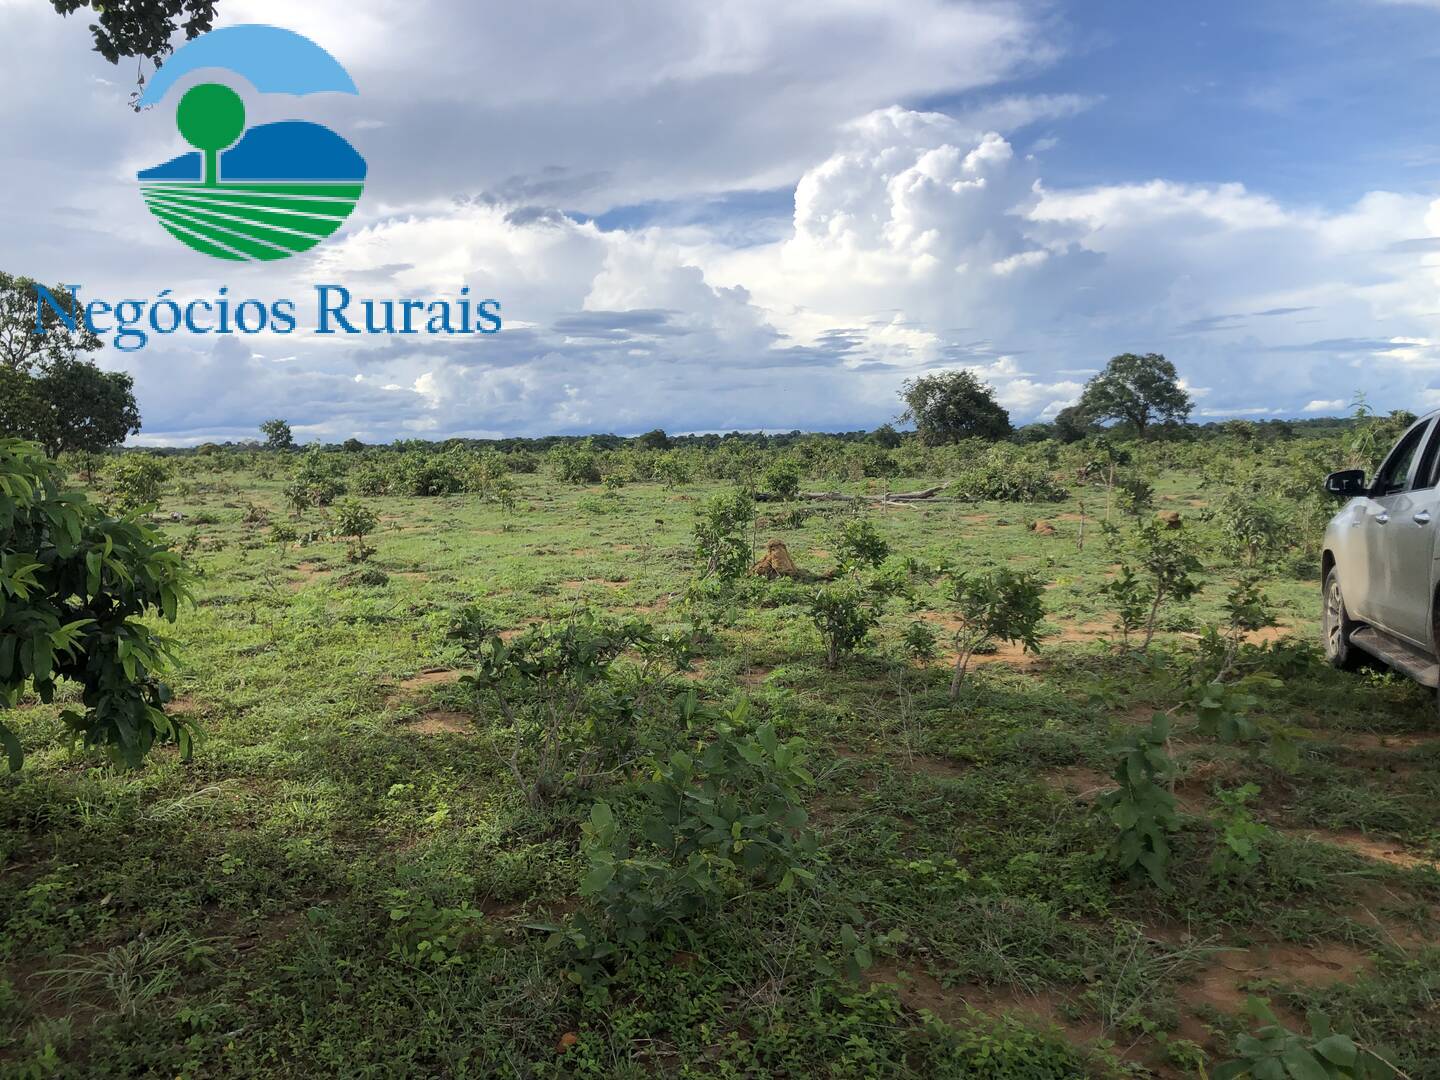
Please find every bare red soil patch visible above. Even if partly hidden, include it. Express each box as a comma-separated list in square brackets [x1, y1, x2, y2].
[397, 669, 464, 692]
[404, 711, 473, 735]
[867, 965, 1107, 1049]
[1284, 827, 1440, 872]
[1040, 766, 1112, 800]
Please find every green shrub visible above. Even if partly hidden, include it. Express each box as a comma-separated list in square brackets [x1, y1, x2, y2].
[655, 451, 692, 489]
[548, 440, 602, 485]
[462, 614, 656, 805]
[1, 439, 192, 769]
[761, 458, 802, 501]
[554, 701, 816, 980]
[693, 490, 755, 580]
[834, 515, 889, 574]
[291, 448, 346, 506]
[349, 461, 391, 496]
[392, 449, 469, 496]
[101, 454, 168, 512]
[808, 583, 879, 669]
[1096, 714, 1178, 889]
[941, 568, 1045, 698]
[330, 497, 378, 562]
[948, 444, 1067, 503]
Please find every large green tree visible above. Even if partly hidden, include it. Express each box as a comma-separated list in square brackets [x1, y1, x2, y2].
[0, 275, 141, 456]
[899, 370, 1012, 446]
[1075, 353, 1192, 438]
[37, 359, 142, 458]
[260, 419, 295, 451]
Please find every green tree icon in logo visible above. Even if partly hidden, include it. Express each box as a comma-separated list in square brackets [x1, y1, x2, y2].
[176, 83, 245, 186]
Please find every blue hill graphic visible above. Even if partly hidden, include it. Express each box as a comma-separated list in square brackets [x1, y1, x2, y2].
[138, 121, 367, 182]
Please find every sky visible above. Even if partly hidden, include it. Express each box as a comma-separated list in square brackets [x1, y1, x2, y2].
[3, 0, 1440, 444]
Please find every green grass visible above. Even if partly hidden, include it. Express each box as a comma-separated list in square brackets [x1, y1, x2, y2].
[1, 467, 1438, 1077]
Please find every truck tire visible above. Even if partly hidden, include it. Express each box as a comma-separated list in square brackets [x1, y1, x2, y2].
[1322, 567, 1362, 671]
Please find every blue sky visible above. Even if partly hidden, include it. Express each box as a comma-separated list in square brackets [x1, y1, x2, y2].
[3, 0, 1440, 443]
[1001, 1, 1440, 205]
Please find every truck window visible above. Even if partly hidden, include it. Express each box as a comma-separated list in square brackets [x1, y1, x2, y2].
[1372, 421, 1430, 496]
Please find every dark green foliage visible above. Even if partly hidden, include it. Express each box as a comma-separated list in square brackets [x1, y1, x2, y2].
[1100, 564, 1148, 645]
[1096, 713, 1179, 889]
[389, 450, 467, 497]
[0, 272, 101, 373]
[0, 359, 141, 458]
[548, 440, 603, 484]
[948, 443, 1067, 503]
[693, 490, 755, 580]
[1209, 784, 1270, 881]
[1206, 489, 1293, 568]
[329, 497, 378, 562]
[834, 515, 889, 573]
[808, 582, 879, 668]
[1124, 518, 1204, 649]
[463, 614, 669, 805]
[0, 439, 191, 769]
[288, 448, 346, 507]
[1214, 999, 1391, 1079]
[942, 568, 1046, 697]
[900, 369, 1012, 445]
[902, 619, 939, 662]
[554, 702, 816, 980]
[444, 603, 497, 659]
[0, 274, 137, 457]
[101, 454, 168, 513]
[1076, 353, 1193, 437]
[761, 458, 802, 501]
[258, 419, 293, 451]
[49, 0, 218, 66]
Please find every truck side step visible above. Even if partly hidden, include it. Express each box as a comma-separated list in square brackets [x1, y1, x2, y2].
[1350, 627, 1440, 688]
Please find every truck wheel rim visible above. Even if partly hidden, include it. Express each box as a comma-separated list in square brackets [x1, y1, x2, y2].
[1325, 580, 1343, 653]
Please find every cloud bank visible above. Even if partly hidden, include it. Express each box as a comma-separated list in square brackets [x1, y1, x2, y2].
[2, 0, 1438, 443]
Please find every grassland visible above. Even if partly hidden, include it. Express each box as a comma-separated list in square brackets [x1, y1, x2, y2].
[2, 461, 1438, 1078]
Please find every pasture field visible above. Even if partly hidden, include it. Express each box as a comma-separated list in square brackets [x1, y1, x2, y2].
[2, 450, 1438, 1078]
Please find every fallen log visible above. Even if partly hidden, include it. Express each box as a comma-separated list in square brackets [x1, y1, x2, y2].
[774, 486, 943, 503]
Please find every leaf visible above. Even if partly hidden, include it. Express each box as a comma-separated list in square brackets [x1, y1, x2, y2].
[1308, 1035, 1356, 1068]
[590, 801, 615, 831]
[579, 863, 615, 895]
[1279, 1049, 1331, 1080]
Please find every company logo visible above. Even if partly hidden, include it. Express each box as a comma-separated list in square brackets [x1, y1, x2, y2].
[135, 25, 365, 262]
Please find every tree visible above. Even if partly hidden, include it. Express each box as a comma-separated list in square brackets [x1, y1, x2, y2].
[1076, 353, 1192, 438]
[942, 569, 1046, 699]
[869, 423, 902, 449]
[899, 370, 1011, 446]
[37, 359, 141, 457]
[49, 1, 218, 69]
[636, 428, 672, 450]
[0, 360, 141, 458]
[260, 419, 294, 451]
[0, 273, 135, 457]
[0, 272, 101, 373]
[1052, 404, 1096, 444]
[0, 439, 192, 771]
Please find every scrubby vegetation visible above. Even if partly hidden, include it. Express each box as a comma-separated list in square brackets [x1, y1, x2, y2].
[1, 410, 1438, 1077]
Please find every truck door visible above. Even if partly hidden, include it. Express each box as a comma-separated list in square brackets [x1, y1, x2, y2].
[1363, 417, 1437, 644]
